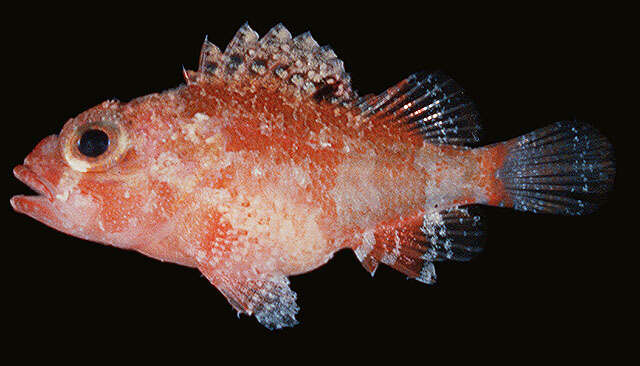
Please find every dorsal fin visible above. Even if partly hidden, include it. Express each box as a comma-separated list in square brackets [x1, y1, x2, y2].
[356, 71, 483, 146]
[196, 23, 356, 104]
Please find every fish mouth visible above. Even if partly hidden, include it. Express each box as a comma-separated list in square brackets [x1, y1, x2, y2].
[11, 164, 66, 232]
[11, 165, 55, 210]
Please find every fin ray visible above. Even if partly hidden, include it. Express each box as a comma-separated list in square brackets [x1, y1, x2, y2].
[354, 207, 485, 283]
[195, 23, 356, 103]
[199, 267, 299, 330]
[359, 71, 482, 146]
[495, 121, 615, 215]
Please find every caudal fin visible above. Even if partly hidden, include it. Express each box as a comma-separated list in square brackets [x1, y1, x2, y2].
[495, 121, 615, 215]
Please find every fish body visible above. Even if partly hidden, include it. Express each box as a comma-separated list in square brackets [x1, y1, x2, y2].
[11, 24, 615, 329]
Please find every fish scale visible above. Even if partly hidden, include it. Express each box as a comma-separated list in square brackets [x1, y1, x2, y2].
[11, 23, 615, 330]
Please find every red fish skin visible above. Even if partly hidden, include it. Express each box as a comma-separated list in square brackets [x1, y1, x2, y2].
[11, 75, 501, 280]
[148, 77, 496, 277]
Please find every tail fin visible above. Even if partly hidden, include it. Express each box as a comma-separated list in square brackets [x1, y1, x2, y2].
[495, 121, 615, 215]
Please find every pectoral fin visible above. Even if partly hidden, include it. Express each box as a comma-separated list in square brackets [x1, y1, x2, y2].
[199, 266, 299, 330]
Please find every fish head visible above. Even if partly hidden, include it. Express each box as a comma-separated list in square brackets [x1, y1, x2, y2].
[11, 99, 167, 251]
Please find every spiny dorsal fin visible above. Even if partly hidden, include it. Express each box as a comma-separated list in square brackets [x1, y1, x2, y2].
[356, 71, 483, 146]
[196, 23, 356, 104]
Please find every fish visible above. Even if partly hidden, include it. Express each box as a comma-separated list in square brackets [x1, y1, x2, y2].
[10, 23, 615, 329]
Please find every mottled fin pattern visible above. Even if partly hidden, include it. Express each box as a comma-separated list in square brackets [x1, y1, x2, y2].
[196, 23, 356, 103]
[356, 71, 482, 146]
[496, 121, 615, 215]
[202, 269, 299, 330]
[355, 207, 485, 283]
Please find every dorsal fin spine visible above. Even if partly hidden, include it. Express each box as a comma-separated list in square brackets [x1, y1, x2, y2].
[198, 39, 222, 74]
[195, 23, 356, 104]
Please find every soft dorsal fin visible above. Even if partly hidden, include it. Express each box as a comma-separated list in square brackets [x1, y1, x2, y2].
[356, 71, 483, 146]
[196, 23, 356, 104]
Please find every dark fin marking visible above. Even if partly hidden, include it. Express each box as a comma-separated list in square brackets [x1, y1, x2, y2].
[196, 23, 356, 104]
[198, 35, 223, 74]
[200, 268, 299, 330]
[496, 121, 615, 215]
[420, 206, 486, 263]
[356, 71, 482, 146]
[354, 207, 485, 284]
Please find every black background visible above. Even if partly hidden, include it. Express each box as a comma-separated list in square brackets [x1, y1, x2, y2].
[4, 3, 631, 360]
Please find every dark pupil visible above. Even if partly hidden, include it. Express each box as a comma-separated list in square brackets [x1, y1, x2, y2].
[78, 129, 109, 157]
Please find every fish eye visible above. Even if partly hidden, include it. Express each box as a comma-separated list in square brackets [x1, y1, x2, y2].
[60, 119, 129, 172]
[78, 129, 110, 157]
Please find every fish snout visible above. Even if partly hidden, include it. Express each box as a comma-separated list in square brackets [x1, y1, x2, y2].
[11, 134, 64, 215]
[23, 134, 60, 167]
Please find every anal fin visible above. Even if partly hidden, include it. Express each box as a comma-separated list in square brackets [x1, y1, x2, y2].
[354, 230, 379, 276]
[354, 207, 485, 284]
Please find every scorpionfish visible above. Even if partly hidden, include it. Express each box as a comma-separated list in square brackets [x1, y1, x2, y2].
[11, 24, 615, 329]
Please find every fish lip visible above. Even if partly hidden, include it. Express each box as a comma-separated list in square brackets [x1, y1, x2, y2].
[12, 164, 55, 202]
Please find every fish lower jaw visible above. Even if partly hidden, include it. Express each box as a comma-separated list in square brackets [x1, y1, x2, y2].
[10, 194, 47, 213]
